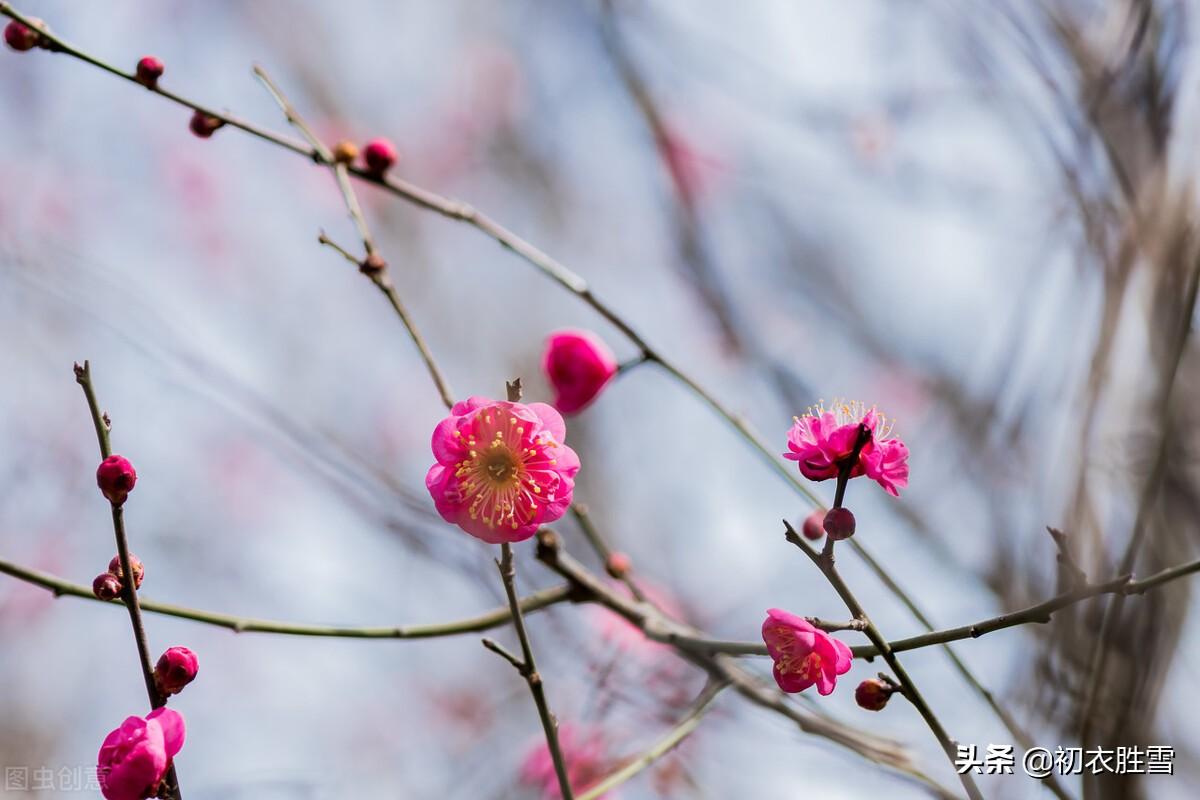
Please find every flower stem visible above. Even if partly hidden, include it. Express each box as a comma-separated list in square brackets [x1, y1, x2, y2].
[784, 521, 980, 800]
[74, 362, 181, 800]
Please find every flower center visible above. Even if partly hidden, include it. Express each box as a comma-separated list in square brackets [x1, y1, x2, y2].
[485, 451, 516, 483]
[801, 397, 895, 440]
[453, 411, 560, 531]
[778, 651, 824, 681]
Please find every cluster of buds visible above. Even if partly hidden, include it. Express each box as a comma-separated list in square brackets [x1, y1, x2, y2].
[4, 18, 50, 52]
[798, 506, 857, 541]
[91, 553, 144, 601]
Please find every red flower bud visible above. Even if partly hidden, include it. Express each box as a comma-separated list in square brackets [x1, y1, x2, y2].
[855, 678, 896, 711]
[188, 110, 225, 139]
[92, 573, 123, 601]
[801, 509, 826, 540]
[4, 19, 43, 52]
[362, 137, 397, 174]
[823, 507, 856, 541]
[96, 455, 137, 506]
[154, 646, 199, 697]
[135, 56, 164, 88]
[605, 552, 632, 579]
[108, 553, 144, 590]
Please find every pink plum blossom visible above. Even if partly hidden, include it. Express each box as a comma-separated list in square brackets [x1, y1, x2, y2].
[97, 708, 185, 800]
[762, 608, 853, 695]
[784, 399, 909, 496]
[542, 330, 618, 414]
[425, 397, 579, 543]
[520, 725, 612, 799]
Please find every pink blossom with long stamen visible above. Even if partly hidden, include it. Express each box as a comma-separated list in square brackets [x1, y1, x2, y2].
[762, 608, 853, 695]
[783, 399, 909, 496]
[425, 397, 579, 543]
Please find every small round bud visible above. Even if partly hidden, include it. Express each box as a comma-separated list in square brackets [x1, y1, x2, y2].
[135, 56, 164, 88]
[188, 110, 225, 139]
[362, 137, 397, 174]
[108, 553, 144, 590]
[92, 573, 123, 601]
[332, 140, 358, 165]
[360, 253, 387, 275]
[154, 646, 199, 697]
[96, 455, 137, 506]
[605, 552, 632, 579]
[823, 507, 856, 541]
[855, 678, 895, 711]
[4, 19, 44, 52]
[801, 509, 826, 540]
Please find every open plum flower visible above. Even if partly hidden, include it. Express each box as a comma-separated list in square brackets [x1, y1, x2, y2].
[762, 608, 853, 695]
[784, 399, 909, 496]
[97, 708, 185, 800]
[426, 397, 580, 543]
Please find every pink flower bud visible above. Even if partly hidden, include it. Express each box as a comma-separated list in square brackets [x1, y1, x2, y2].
[92, 573, 123, 601]
[855, 678, 895, 711]
[605, 551, 632, 579]
[135, 56, 164, 88]
[823, 507, 856, 540]
[97, 707, 185, 800]
[542, 329, 619, 415]
[96, 455, 137, 506]
[801, 509, 826, 540]
[108, 553, 144, 590]
[4, 19, 43, 52]
[362, 137, 397, 174]
[188, 110, 224, 139]
[154, 646, 199, 697]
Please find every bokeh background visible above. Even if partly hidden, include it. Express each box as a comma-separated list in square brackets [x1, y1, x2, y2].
[2, 1, 1198, 797]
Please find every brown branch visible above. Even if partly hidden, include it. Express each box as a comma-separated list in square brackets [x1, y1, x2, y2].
[784, 521, 982, 800]
[74, 361, 182, 800]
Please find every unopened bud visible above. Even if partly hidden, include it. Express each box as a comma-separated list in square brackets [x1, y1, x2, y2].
[361, 137, 397, 174]
[332, 140, 358, 165]
[4, 19, 45, 52]
[96, 455, 137, 506]
[188, 110, 225, 139]
[360, 253, 387, 275]
[108, 553, 144, 590]
[154, 646, 199, 696]
[605, 552, 631, 579]
[135, 56, 164, 88]
[855, 677, 897, 711]
[92, 573, 123, 601]
[823, 507, 856, 541]
[801, 509, 825, 540]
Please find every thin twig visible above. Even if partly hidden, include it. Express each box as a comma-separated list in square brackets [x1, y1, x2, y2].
[74, 361, 182, 800]
[492, 541, 575, 800]
[253, 65, 455, 410]
[576, 679, 728, 800]
[0, 558, 575, 638]
[784, 521, 982, 800]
